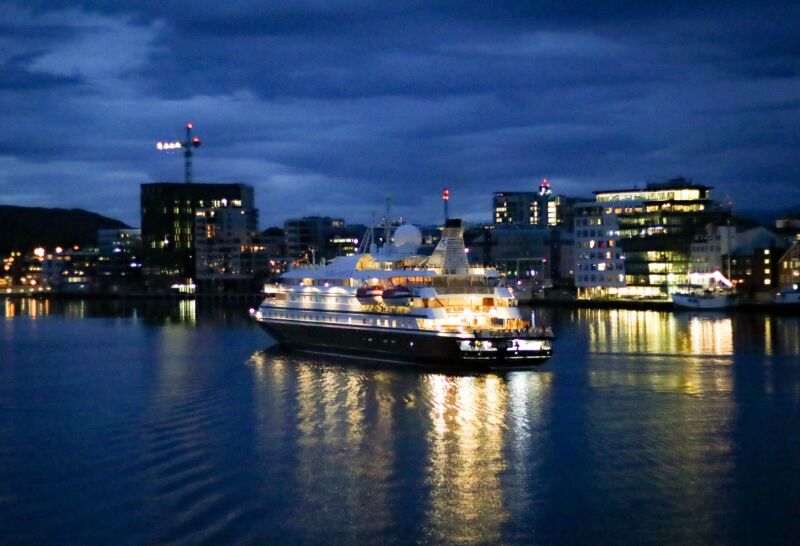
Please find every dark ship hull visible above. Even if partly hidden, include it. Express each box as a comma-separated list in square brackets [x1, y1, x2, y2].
[257, 318, 552, 370]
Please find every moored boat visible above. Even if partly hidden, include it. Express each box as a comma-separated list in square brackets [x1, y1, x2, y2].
[673, 290, 738, 310]
[673, 270, 738, 310]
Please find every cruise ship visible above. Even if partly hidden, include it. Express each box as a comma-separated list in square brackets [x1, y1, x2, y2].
[251, 219, 554, 369]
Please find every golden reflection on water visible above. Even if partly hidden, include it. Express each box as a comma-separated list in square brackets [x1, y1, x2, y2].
[688, 316, 733, 356]
[178, 300, 196, 325]
[585, 309, 740, 396]
[588, 309, 685, 355]
[586, 309, 737, 357]
[247, 352, 552, 544]
[423, 374, 509, 545]
[3, 298, 50, 319]
[262, 356, 395, 540]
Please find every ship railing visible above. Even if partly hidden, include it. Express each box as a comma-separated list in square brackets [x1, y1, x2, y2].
[471, 326, 555, 339]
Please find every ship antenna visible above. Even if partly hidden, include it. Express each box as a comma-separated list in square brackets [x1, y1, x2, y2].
[383, 197, 392, 251]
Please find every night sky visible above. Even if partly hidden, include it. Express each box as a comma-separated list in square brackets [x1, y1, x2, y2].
[1, 1, 798, 227]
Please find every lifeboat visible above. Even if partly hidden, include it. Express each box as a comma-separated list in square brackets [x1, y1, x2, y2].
[356, 285, 383, 305]
[382, 286, 413, 306]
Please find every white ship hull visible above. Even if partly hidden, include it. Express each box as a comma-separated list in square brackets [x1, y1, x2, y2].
[673, 293, 738, 310]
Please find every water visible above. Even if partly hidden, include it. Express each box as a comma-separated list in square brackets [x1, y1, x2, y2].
[1, 298, 799, 545]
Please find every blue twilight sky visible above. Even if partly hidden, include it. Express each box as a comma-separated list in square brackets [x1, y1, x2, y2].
[0, 1, 798, 227]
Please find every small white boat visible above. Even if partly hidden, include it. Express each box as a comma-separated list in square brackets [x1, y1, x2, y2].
[675, 270, 738, 310]
[673, 290, 738, 310]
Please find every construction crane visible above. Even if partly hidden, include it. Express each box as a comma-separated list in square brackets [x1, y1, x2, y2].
[156, 122, 202, 183]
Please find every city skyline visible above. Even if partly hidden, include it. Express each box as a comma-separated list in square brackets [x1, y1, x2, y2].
[1, 1, 798, 227]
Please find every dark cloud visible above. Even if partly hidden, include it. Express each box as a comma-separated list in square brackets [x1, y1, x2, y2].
[0, 52, 82, 90]
[0, 0, 798, 226]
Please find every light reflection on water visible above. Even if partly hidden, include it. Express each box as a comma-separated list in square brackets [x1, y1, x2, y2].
[2, 298, 800, 544]
[247, 352, 554, 545]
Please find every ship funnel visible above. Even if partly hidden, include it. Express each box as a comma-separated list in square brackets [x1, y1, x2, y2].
[426, 218, 469, 274]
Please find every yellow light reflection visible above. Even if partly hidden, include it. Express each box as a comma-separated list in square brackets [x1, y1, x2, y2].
[423, 374, 509, 545]
[178, 299, 196, 325]
[688, 316, 733, 356]
[585, 309, 738, 396]
[2, 298, 51, 319]
[287, 362, 396, 541]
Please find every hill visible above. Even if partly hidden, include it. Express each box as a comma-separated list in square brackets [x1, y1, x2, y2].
[0, 205, 130, 255]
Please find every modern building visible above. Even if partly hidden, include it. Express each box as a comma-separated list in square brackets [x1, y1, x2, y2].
[194, 203, 262, 292]
[284, 216, 344, 262]
[574, 204, 626, 297]
[97, 228, 143, 293]
[494, 180, 579, 228]
[574, 178, 730, 299]
[494, 192, 536, 226]
[284, 217, 366, 262]
[140, 182, 255, 288]
[467, 225, 558, 285]
[689, 224, 736, 275]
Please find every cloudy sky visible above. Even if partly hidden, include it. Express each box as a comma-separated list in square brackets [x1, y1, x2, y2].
[0, 1, 798, 227]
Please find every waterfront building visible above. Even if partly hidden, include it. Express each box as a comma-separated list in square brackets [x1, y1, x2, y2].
[689, 224, 736, 275]
[725, 227, 788, 294]
[574, 178, 730, 299]
[38, 247, 99, 293]
[574, 204, 626, 297]
[778, 239, 800, 289]
[194, 202, 262, 292]
[140, 182, 254, 288]
[97, 229, 143, 293]
[492, 226, 552, 280]
[468, 225, 563, 286]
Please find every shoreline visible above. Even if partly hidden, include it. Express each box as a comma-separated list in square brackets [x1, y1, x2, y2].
[3, 291, 798, 314]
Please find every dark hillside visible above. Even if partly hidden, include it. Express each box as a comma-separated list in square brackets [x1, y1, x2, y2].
[0, 205, 130, 254]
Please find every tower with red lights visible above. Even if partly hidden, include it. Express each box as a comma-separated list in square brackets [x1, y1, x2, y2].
[156, 122, 202, 183]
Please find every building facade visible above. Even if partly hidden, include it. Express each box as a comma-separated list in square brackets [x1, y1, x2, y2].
[778, 239, 800, 289]
[494, 180, 579, 228]
[574, 179, 730, 299]
[194, 204, 262, 292]
[140, 182, 255, 288]
[284, 216, 344, 262]
[97, 228, 143, 293]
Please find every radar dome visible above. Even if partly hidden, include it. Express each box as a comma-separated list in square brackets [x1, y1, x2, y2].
[393, 224, 422, 254]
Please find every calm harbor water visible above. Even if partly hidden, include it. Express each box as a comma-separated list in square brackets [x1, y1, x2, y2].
[1, 298, 799, 545]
